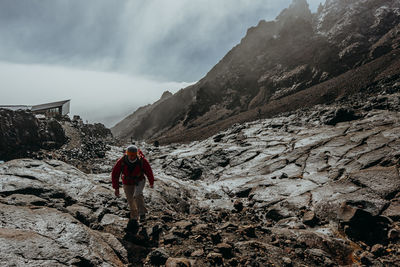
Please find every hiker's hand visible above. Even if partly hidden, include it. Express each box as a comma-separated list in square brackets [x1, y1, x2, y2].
[114, 188, 120, 197]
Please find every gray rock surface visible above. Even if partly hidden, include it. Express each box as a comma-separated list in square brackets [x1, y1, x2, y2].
[0, 159, 127, 266]
[2, 91, 400, 265]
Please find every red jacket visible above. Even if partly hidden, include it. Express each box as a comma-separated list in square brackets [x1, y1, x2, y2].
[111, 154, 154, 189]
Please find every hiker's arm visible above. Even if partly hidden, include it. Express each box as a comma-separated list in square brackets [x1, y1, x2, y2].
[111, 158, 123, 190]
[143, 158, 154, 188]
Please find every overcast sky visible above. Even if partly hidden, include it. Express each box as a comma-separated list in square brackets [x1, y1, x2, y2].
[0, 0, 323, 127]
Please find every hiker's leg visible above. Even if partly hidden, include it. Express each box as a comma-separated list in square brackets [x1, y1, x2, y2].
[123, 184, 138, 220]
[133, 179, 147, 216]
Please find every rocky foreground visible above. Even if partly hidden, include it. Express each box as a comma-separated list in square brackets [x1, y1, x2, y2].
[1, 89, 400, 266]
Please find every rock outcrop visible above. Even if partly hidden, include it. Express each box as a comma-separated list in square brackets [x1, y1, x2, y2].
[0, 109, 115, 173]
[37, 116, 115, 173]
[111, 0, 400, 144]
[0, 109, 67, 161]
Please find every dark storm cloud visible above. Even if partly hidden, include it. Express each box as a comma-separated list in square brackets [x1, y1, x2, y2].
[0, 0, 123, 69]
[119, 0, 295, 81]
[0, 0, 323, 81]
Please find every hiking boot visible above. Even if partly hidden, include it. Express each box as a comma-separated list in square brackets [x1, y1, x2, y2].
[139, 214, 146, 222]
[126, 219, 139, 232]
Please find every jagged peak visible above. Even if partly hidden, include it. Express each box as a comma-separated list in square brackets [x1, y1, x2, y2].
[239, 0, 313, 47]
[317, 2, 324, 14]
[161, 90, 173, 100]
[276, 0, 312, 22]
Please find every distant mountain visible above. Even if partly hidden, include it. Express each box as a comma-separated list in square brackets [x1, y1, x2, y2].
[111, 88, 196, 141]
[111, 0, 400, 144]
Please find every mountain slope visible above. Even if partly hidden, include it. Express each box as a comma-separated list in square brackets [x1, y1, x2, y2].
[156, 48, 400, 143]
[112, 87, 196, 141]
[112, 0, 400, 143]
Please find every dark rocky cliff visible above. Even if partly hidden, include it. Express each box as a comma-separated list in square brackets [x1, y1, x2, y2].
[0, 109, 67, 160]
[0, 110, 114, 173]
[111, 0, 400, 144]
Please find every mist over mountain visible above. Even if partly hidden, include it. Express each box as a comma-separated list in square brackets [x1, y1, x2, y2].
[112, 0, 400, 143]
[0, 0, 323, 126]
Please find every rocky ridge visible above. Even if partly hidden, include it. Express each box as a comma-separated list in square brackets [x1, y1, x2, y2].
[111, 0, 400, 144]
[1, 80, 400, 266]
[52, 117, 115, 173]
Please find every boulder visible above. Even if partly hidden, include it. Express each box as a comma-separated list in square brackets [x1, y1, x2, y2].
[100, 232, 129, 264]
[233, 199, 244, 212]
[323, 108, 360, 126]
[210, 232, 222, 244]
[165, 257, 196, 267]
[0, 204, 124, 266]
[216, 242, 234, 258]
[207, 252, 223, 265]
[338, 202, 391, 245]
[192, 223, 209, 233]
[163, 233, 179, 245]
[100, 214, 129, 237]
[371, 244, 385, 257]
[148, 248, 170, 265]
[191, 249, 204, 257]
[303, 211, 318, 226]
[173, 220, 194, 230]
[240, 225, 257, 238]
[388, 228, 400, 241]
[348, 166, 400, 199]
[220, 222, 238, 231]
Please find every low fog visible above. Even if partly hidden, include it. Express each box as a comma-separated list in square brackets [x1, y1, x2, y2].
[0, 63, 191, 127]
[0, 0, 322, 126]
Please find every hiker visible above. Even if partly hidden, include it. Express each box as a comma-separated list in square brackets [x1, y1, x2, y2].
[111, 145, 154, 223]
